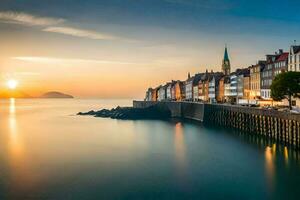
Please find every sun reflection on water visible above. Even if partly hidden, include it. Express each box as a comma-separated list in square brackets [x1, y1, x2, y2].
[7, 98, 33, 196]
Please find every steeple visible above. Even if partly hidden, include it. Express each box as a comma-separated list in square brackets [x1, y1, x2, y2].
[188, 72, 191, 79]
[224, 44, 229, 62]
[222, 44, 231, 76]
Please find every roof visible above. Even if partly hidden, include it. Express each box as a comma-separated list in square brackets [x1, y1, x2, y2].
[208, 72, 224, 82]
[236, 68, 250, 76]
[291, 45, 300, 54]
[276, 52, 289, 62]
[192, 73, 203, 85]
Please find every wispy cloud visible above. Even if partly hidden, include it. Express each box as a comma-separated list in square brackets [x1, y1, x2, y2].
[12, 56, 139, 65]
[0, 11, 131, 41]
[0, 11, 64, 26]
[43, 26, 119, 40]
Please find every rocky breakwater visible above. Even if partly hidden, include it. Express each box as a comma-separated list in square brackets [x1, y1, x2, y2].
[77, 105, 171, 120]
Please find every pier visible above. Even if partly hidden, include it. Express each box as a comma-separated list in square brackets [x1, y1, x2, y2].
[133, 101, 300, 149]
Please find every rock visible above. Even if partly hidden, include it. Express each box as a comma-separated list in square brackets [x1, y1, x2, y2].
[77, 105, 171, 120]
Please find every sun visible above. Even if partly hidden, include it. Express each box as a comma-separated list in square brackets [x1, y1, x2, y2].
[7, 79, 18, 90]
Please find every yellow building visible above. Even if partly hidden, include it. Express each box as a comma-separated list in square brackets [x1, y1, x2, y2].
[249, 61, 266, 99]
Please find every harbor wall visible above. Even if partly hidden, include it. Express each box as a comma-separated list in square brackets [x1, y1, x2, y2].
[133, 101, 300, 148]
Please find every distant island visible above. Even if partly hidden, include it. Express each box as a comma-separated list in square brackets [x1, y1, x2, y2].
[40, 91, 74, 98]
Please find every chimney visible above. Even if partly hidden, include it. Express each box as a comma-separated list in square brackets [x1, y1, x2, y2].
[279, 49, 283, 54]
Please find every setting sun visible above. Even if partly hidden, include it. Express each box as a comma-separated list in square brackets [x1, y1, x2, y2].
[7, 79, 18, 90]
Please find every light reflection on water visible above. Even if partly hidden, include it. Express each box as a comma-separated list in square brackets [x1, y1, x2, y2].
[0, 99, 300, 199]
[174, 122, 187, 181]
[7, 98, 35, 195]
[265, 146, 275, 193]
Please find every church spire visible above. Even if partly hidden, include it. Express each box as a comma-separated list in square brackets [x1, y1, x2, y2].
[224, 44, 229, 61]
[222, 44, 231, 76]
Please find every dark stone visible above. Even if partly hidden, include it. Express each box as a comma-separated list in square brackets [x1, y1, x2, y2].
[77, 105, 171, 120]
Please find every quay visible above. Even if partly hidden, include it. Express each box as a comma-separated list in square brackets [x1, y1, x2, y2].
[133, 101, 300, 149]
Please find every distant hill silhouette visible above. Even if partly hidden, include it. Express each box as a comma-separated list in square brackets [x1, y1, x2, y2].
[40, 91, 74, 98]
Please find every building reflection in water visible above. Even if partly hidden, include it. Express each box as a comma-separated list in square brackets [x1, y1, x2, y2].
[174, 122, 188, 187]
[284, 146, 289, 167]
[265, 144, 276, 194]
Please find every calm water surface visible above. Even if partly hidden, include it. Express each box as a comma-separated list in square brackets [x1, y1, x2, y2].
[0, 98, 300, 200]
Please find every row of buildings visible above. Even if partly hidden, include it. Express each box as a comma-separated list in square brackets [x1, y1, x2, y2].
[145, 44, 300, 106]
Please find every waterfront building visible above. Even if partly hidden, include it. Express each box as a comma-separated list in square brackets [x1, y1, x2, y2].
[177, 81, 185, 101]
[224, 77, 231, 101]
[192, 73, 203, 101]
[198, 79, 204, 101]
[222, 45, 231, 76]
[243, 73, 251, 100]
[198, 71, 210, 102]
[288, 45, 300, 107]
[274, 51, 289, 75]
[170, 80, 185, 101]
[217, 76, 228, 103]
[145, 88, 153, 101]
[261, 50, 288, 100]
[250, 61, 266, 99]
[157, 85, 166, 101]
[208, 72, 223, 103]
[166, 82, 174, 100]
[288, 45, 300, 71]
[204, 80, 209, 102]
[261, 55, 276, 100]
[184, 73, 194, 101]
[236, 68, 250, 102]
[151, 87, 158, 101]
[225, 72, 238, 103]
[171, 83, 176, 101]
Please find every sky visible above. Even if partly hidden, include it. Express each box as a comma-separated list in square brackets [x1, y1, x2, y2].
[0, 0, 300, 98]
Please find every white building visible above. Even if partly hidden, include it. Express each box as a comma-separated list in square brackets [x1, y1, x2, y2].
[288, 45, 300, 71]
[185, 75, 194, 101]
[157, 86, 166, 101]
[208, 73, 223, 103]
[192, 74, 203, 101]
[166, 82, 172, 100]
[208, 76, 216, 103]
[224, 73, 237, 103]
[145, 88, 152, 101]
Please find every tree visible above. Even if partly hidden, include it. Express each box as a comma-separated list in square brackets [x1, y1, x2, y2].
[271, 71, 300, 110]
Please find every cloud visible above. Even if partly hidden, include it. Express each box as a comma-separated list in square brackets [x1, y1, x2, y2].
[0, 11, 131, 41]
[12, 56, 139, 65]
[0, 11, 64, 26]
[43, 26, 119, 40]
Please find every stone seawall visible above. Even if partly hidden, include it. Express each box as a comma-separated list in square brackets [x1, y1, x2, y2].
[133, 101, 204, 121]
[133, 101, 300, 149]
